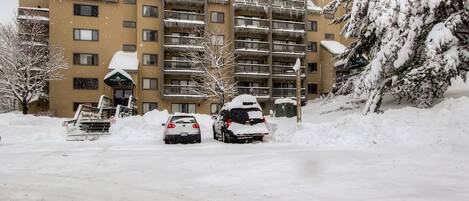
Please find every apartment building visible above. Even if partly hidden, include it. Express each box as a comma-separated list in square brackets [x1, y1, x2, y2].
[18, 0, 348, 117]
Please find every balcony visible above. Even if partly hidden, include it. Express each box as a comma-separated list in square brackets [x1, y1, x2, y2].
[164, 60, 203, 74]
[235, 40, 270, 55]
[18, 7, 49, 24]
[163, 85, 207, 99]
[272, 20, 305, 37]
[271, 0, 305, 15]
[165, 0, 205, 6]
[272, 88, 306, 98]
[164, 10, 205, 28]
[272, 65, 306, 78]
[234, 17, 270, 33]
[164, 35, 203, 51]
[233, 0, 270, 13]
[272, 43, 305, 57]
[237, 87, 270, 99]
[235, 63, 270, 78]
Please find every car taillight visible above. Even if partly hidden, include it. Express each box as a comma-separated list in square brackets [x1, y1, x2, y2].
[262, 117, 266, 123]
[167, 123, 176, 129]
[192, 123, 200, 128]
[226, 118, 232, 128]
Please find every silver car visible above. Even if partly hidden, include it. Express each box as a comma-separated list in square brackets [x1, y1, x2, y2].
[162, 115, 201, 144]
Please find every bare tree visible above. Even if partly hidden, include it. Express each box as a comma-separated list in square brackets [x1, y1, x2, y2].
[0, 13, 68, 114]
[183, 30, 237, 105]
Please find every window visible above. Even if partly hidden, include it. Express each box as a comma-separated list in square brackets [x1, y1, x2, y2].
[171, 103, 196, 114]
[73, 78, 98, 90]
[143, 5, 158, 17]
[123, 20, 136, 28]
[73, 53, 98, 65]
[73, 102, 98, 111]
[74, 4, 98, 17]
[74, 29, 98, 41]
[211, 11, 224, 23]
[307, 42, 318, 52]
[143, 29, 157, 42]
[308, 63, 317, 73]
[211, 104, 222, 115]
[324, 13, 335, 19]
[142, 102, 158, 114]
[308, 21, 318, 32]
[143, 78, 158, 90]
[123, 44, 136, 52]
[123, 0, 136, 4]
[325, 33, 335, 40]
[211, 35, 224, 46]
[308, 83, 318, 94]
[143, 54, 157, 65]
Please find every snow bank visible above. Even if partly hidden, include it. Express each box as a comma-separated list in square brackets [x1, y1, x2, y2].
[0, 113, 66, 143]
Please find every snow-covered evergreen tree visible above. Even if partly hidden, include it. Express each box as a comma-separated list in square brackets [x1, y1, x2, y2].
[324, 0, 468, 114]
[0, 13, 68, 114]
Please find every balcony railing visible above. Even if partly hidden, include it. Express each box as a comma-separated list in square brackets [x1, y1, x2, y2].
[164, 35, 202, 47]
[164, 60, 202, 72]
[235, 40, 270, 52]
[235, 17, 270, 29]
[164, 85, 205, 96]
[235, 63, 270, 74]
[272, 65, 305, 75]
[234, 0, 270, 6]
[166, 0, 205, 5]
[272, 20, 305, 32]
[18, 7, 49, 23]
[237, 87, 270, 97]
[164, 10, 205, 24]
[272, 43, 305, 54]
[272, 88, 306, 97]
[271, 0, 305, 9]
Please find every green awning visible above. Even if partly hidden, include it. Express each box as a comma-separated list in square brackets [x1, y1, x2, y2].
[104, 69, 135, 87]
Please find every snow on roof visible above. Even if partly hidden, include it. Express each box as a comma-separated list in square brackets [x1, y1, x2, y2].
[108, 51, 139, 71]
[320, 40, 347, 55]
[334, 59, 347, 67]
[307, 0, 323, 12]
[104, 68, 135, 85]
[275, 98, 297, 105]
[293, 58, 301, 72]
[223, 94, 262, 110]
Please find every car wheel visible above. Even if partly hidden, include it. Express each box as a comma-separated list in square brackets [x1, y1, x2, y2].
[222, 131, 231, 143]
[164, 139, 169, 144]
[254, 136, 264, 142]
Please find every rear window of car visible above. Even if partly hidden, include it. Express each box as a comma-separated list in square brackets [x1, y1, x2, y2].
[171, 116, 196, 124]
[229, 108, 263, 124]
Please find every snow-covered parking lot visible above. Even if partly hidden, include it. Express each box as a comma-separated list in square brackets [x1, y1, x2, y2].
[0, 79, 468, 201]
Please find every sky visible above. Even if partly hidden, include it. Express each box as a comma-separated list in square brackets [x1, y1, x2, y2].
[0, 0, 19, 24]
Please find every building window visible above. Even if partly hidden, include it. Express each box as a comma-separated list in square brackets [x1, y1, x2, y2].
[324, 13, 335, 19]
[325, 33, 335, 40]
[73, 102, 98, 111]
[308, 21, 318, 32]
[308, 42, 318, 52]
[308, 83, 318, 94]
[171, 103, 196, 114]
[143, 78, 158, 90]
[211, 35, 224, 46]
[308, 63, 317, 73]
[143, 54, 157, 65]
[123, 44, 136, 52]
[123, 20, 136, 28]
[74, 4, 98, 17]
[143, 29, 157, 42]
[210, 11, 224, 23]
[73, 78, 98, 90]
[74, 29, 98, 41]
[143, 5, 158, 17]
[211, 104, 222, 115]
[73, 53, 98, 65]
[142, 102, 158, 114]
[123, 0, 136, 4]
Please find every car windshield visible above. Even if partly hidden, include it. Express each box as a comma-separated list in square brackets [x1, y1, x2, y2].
[229, 108, 263, 124]
[171, 116, 196, 124]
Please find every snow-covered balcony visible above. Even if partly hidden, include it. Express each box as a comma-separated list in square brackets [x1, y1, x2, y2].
[271, 0, 305, 15]
[163, 85, 207, 99]
[272, 20, 305, 37]
[237, 87, 270, 99]
[17, 7, 50, 24]
[272, 88, 306, 99]
[233, 0, 270, 13]
[235, 63, 270, 78]
[164, 10, 205, 28]
[165, 0, 205, 6]
[164, 60, 203, 75]
[272, 43, 306, 57]
[234, 17, 270, 34]
[272, 65, 306, 79]
[164, 35, 203, 51]
[235, 40, 270, 56]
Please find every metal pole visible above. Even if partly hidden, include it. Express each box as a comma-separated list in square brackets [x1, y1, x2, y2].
[296, 68, 301, 123]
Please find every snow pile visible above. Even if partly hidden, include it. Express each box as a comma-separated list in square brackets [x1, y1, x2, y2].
[0, 113, 66, 143]
[223, 94, 261, 110]
[274, 97, 297, 105]
[108, 51, 139, 71]
[320, 40, 347, 55]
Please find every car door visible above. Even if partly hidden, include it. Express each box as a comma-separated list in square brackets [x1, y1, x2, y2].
[215, 110, 225, 134]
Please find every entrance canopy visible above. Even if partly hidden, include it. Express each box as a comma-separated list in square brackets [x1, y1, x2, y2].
[104, 68, 135, 87]
[104, 51, 139, 87]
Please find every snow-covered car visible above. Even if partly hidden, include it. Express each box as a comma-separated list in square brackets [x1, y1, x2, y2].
[213, 95, 269, 143]
[162, 115, 201, 144]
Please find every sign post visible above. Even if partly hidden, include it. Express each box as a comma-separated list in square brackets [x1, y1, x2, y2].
[293, 58, 302, 123]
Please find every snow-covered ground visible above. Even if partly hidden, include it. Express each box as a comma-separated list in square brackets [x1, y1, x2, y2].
[0, 78, 468, 201]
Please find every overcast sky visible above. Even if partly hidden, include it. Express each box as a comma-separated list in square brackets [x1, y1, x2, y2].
[0, 0, 19, 24]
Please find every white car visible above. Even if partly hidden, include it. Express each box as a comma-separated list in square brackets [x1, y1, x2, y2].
[162, 114, 201, 144]
[213, 95, 269, 143]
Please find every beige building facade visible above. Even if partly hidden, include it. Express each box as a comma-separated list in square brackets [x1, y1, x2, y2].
[18, 0, 348, 117]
